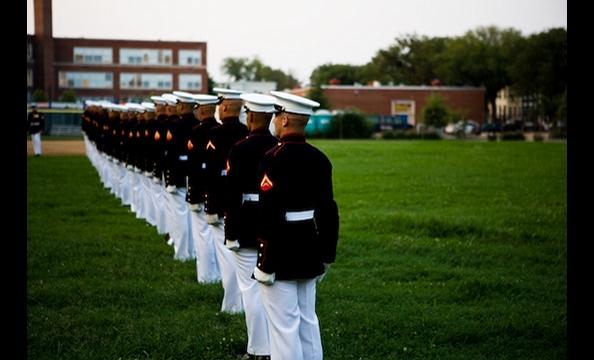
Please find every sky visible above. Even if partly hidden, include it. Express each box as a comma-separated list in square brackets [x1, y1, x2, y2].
[27, 0, 567, 86]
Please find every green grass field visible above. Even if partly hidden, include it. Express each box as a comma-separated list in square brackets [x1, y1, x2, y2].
[27, 139, 567, 360]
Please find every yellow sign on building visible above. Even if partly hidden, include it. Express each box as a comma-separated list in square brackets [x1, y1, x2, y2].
[394, 103, 411, 113]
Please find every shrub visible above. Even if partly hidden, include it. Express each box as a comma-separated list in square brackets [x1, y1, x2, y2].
[381, 130, 411, 139]
[501, 131, 526, 141]
[326, 110, 374, 139]
[59, 89, 77, 102]
[380, 130, 441, 140]
[32, 88, 49, 102]
[550, 129, 567, 139]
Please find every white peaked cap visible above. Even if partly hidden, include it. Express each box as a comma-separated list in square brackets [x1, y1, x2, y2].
[269, 91, 320, 116]
[98, 101, 113, 109]
[150, 96, 167, 105]
[109, 104, 125, 112]
[240, 93, 277, 113]
[161, 93, 179, 106]
[125, 103, 145, 112]
[213, 87, 244, 100]
[172, 90, 198, 103]
[141, 102, 156, 112]
[193, 94, 220, 106]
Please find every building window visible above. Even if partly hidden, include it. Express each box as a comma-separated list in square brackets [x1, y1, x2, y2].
[120, 48, 172, 65]
[27, 43, 33, 61]
[58, 71, 113, 88]
[27, 69, 33, 87]
[178, 50, 202, 66]
[73, 47, 113, 64]
[178, 74, 202, 90]
[120, 73, 172, 90]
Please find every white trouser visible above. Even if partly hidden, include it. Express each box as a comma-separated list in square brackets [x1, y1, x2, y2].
[110, 160, 120, 196]
[167, 188, 195, 261]
[83, 135, 91, 158]
[234, 248, 270, 356]
[141, 175, 156, 226]
[119, 163, 132, 206]
[211, 222, 243, 314]
[31, 132, 42, 155]
[163, 183, 176, 242]
[190, 206, 220, 283]
[151, 180, 168, 235]
[99, 154, 112, 190]
[129, 170, 142, 217]
[258, 279, 322, 360]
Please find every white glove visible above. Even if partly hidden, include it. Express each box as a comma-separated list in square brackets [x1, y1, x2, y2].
[253, 266, 275, 285]
[226, 239, 240, 251]
[127, 164, 134, 171]
[144, 171, 152, 177]
[189, 203, 202, 212]
[206, 213, 221, 225]
[316, 263, 332, 284]
[113, 158, 120, 164]
[134, 166, 142, 173]
[166, 185, 177, 194]
[152, 176, 161, 184]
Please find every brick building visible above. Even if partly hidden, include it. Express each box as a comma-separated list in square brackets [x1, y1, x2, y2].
[27, 0, 208, 104]
[320, 84, 486, 126]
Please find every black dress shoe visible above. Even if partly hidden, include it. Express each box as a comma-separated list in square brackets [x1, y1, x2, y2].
[238, 353, 271, 360]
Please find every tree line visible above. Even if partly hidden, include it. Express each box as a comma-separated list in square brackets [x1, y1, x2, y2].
[221, 26, 566, 127]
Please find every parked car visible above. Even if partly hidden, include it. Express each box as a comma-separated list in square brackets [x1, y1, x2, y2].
[482, 119, 525, 133]
[445, 120, 481, 135]
[504, 119, 524, 131]
[373, 116, 413, 132]
[522, 121, 536, 132]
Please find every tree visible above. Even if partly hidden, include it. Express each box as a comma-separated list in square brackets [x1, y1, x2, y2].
[220, 57, 249, 82]
[207, 75, 215, 94]
[370, 34, 449, 85]
[508, 28, 567, 128]
[306, 85, 331, 109]
[310, 63, 361, 86]
[422, 93, 451, 130]
[220, 56, 299, 90]
[441, 26, 523, 123]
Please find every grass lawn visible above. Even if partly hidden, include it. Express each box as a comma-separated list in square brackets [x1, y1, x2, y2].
[27, 139, 567, 360]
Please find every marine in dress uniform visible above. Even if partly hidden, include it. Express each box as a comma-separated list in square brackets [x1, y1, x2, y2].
[149, 96, 171, 237]
[139, 102, 159, 228]
[252, 91, 340, 360]
[186, 94, 222, 284]
[224, 93, 279, 360]
[124, 103, 145, 219]
[161, 92, 197, 261]
[103, 103, 122, 197]
[114, 104, 133, 207]
[160, 94, 183, 247]
[27, 104, 45, 156]
[204, 87, 249, 314]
